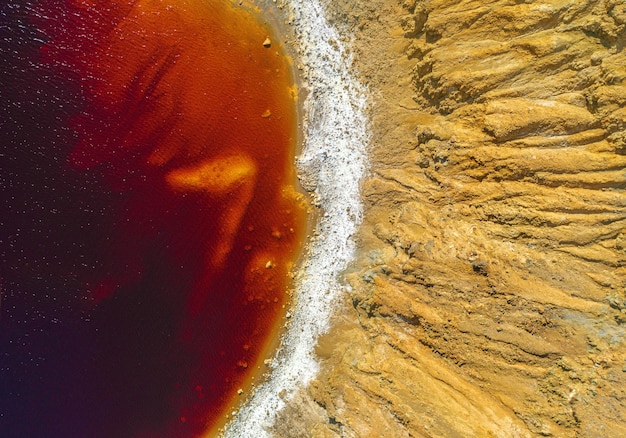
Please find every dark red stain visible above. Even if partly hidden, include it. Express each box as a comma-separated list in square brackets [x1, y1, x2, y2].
[0, 1, 305, 436]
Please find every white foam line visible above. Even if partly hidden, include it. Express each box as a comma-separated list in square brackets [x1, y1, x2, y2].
[223, 0, 369, 436]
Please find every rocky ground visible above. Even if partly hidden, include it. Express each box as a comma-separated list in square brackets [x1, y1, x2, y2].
[271, 0, 626, 436]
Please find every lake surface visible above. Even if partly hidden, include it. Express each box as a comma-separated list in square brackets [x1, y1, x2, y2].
[0, 0, 306, 436]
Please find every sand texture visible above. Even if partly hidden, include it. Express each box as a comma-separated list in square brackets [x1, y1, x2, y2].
[273, 0, 626, 436]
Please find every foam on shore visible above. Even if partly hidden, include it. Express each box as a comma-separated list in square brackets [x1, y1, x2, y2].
[222, 0, 369, 436]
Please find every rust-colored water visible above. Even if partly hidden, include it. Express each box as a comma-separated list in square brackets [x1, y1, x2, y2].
[0, 0, 305, 436]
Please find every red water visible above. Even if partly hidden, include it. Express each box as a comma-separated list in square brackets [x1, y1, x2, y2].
[0, 1, 305, 436]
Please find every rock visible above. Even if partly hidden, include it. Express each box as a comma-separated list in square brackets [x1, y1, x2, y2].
[273, 0, 626, 436]
[483, 98, 598, 142]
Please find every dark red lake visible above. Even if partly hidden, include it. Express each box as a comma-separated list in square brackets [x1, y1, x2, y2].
[0, 0, 305, 436]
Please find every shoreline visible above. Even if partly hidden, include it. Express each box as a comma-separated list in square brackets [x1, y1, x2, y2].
[222, 0, 370, 436]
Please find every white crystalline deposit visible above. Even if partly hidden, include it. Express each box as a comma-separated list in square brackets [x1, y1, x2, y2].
[223, 1, 369, 437]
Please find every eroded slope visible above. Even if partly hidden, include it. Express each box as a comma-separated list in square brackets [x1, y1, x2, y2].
[274, 1, 626, 436]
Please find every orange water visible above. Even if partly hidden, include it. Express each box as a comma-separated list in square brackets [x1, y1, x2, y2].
[0, 0, 305, 436]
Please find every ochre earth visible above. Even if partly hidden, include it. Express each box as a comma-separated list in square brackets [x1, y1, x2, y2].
[274, 0, 626, 436]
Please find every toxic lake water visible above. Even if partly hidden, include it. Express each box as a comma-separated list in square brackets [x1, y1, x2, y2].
[0, 0, 307, 436]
